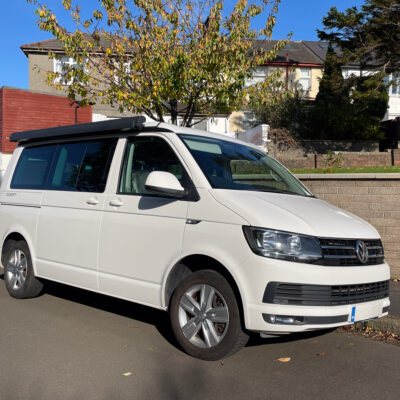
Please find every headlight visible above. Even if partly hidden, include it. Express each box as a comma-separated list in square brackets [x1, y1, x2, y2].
[243, 227, 322, 262]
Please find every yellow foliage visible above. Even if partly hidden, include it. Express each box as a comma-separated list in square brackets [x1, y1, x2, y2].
[29, 0, 286, 126]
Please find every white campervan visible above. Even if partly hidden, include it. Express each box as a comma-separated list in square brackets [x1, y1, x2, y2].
[0, 117, 390, 360]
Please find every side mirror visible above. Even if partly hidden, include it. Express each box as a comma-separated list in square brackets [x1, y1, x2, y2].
[145, 171, 187, 198]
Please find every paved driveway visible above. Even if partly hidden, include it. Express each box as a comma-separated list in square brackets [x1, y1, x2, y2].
[1, 274, 399, 400]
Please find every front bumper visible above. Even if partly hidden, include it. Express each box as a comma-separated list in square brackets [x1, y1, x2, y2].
[234, 253, 391, 333]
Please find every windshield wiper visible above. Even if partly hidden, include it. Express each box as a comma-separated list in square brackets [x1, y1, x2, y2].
[256, 188, 314, 197]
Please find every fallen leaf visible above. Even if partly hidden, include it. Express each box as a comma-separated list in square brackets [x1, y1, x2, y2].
[276, 357, 291, 363]
[220, 361, 224, 366]
[316, 352, 326, 357]
[148, 347, 153, 352]
[348, 342, 354, 346]
[122, 372, 132, 377]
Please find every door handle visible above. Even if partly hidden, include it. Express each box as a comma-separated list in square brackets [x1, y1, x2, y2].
[109, 199, 124, 207]
[86, 197, 100, 205]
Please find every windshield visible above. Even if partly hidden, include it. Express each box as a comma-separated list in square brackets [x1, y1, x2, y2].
[179, 135, 313, 197]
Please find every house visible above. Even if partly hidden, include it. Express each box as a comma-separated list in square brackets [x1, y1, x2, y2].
[0, 87, 92, 176]
[20, 39, 325, 134]
[19, 37, 400, 133]
[239, 40, 324, 131]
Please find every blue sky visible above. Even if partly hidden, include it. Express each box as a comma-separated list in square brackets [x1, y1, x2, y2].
[1, 0, 364, 89]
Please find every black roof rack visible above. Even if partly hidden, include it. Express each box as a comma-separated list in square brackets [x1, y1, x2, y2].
[10, 116, 172, 144]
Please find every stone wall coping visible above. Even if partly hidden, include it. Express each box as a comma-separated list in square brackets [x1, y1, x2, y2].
[296, 173, 400, 180]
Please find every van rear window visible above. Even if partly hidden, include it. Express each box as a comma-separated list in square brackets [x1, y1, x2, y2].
[11, 145, 57, 189]
[10, 138, 117, 192]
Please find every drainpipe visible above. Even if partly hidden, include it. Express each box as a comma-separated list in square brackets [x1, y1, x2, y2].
[71, 100, 95, 124]
[74, 103, 80, 124]
[286, 53, 289, 90]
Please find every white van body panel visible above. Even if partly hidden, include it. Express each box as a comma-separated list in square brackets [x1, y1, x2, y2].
[35, 190, 104, 290]
[0, 219, 40, 274]
[234, 254, 391, 331]
[0, 148, 42, 273]
[98, 193, 188, 306]
[210, 189, 379, 239]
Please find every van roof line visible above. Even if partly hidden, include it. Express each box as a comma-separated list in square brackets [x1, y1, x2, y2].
[10, 116, 174, 144]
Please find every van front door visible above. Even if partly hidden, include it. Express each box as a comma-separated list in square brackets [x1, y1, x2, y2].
[36, 138, 117, 290]
[98, 135, 190, 307]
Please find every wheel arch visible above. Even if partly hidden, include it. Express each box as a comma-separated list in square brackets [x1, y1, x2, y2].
[163, 254, 245, 325]
[1, 229, 36, 272]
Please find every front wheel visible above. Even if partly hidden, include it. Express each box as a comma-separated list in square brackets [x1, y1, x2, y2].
[170, 270, 248, 360]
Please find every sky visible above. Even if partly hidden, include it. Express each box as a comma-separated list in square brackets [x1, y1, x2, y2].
[0, 0, 365, 89]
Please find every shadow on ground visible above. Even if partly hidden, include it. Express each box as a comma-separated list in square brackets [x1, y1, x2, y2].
[0, 273, 335, 352]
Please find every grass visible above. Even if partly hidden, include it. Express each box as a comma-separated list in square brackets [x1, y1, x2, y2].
[291, 166, 400, 174]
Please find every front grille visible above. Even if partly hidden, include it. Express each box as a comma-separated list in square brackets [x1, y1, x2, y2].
[314, 238, 384, 266]
[263, 280, 390, 306]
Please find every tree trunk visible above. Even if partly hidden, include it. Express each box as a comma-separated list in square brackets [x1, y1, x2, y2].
[170, 100, 178, 125]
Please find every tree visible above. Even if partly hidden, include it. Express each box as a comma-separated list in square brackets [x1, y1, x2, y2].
[305, 45, 388, 140]
[307, 45, 352, 140]
[349, 74, 388, 139]
[247, 74, 304, 134]
[318, 0, 400, 75]
[315, 0, 394, 140]
[27, 0, 286, 127]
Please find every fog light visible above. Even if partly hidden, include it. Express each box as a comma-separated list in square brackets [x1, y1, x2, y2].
[264, 314, 305, 325]
[276, 316, 295, 324]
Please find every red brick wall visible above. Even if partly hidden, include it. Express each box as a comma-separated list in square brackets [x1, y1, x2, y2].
[0, 88, 92, 154]
[316, 152, 392, 168]
[276, 150, 400, 170]
[0, 91, 3, 147]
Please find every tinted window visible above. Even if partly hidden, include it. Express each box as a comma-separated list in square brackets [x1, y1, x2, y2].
[47, 139, 117, 192]
[48, 142, 86, 191]
[119, 137, 183, 195]
[77, 140, 117, 192]
[11, 145, 56, 189]
[11, 139, 117, 192]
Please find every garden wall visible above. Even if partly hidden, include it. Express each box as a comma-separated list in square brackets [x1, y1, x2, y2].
[298, 173, 400, 276]
[277, 149, 400, 170]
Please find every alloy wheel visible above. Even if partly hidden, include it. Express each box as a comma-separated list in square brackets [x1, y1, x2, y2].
[178, 284, 229, 348]
[6, 249, 27, 291]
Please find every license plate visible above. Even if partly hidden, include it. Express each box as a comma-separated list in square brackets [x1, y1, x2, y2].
[349, 302, 382, 323]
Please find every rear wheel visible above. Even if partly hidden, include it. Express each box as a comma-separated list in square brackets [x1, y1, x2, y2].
[170, 270, 248, 360]
[4, 240, 43, 299]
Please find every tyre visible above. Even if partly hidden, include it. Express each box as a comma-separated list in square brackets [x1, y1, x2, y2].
[170, 269, 248, 360]
[4, 240, 43, 299]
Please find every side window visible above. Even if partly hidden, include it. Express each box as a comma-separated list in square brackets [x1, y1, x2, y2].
[11, 145, 57, 189]
[48, 142, 86, 191]
[119, 136, 183, 195]
[76, 140, 117, 192]
[47, 138, 117, 192]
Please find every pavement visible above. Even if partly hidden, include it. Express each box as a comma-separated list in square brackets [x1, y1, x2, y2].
[367, 280, 400, 335]
[1, 273, 400, 400]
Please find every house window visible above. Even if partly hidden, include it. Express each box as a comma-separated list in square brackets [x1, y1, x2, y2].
[245, 66, 267, 87]
[299, 67, 311, 91]
[390, 74, 400, 96]
[242, 111, 257, 131]
[114, 61, 131, 84]
[54, 57, 83, 85]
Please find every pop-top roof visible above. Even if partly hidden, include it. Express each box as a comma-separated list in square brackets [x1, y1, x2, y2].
[10, 116, 172, 144]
